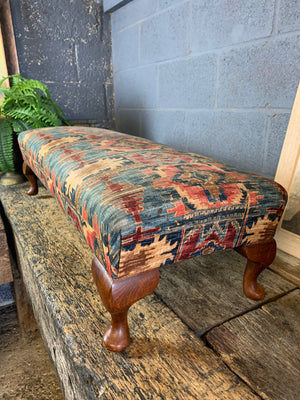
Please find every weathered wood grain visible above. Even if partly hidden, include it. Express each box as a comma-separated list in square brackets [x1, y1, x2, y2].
[0, 215, 13, 285]
[269, 249, 300, 287]
[1, 202, 37, 332]
[206, 290, 300, 400]
[0, 184, 260, 400]
[10, 252, 37, 334]
[155, 249, 295, 335]
[0, 304, 18, 334]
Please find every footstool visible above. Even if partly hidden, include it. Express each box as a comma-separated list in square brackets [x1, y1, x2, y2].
[18, 126, 287, 351]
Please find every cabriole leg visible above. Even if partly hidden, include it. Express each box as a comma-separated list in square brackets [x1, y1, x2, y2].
[23, 162, 38, 195]
[235, 239, 276, 300]
[92, 257, 160, 352]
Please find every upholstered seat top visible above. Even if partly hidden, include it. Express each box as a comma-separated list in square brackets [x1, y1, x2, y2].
[18, 127, 287, 278]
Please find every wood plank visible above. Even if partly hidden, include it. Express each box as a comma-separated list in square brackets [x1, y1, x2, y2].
[0, 24, 9, 104]
[0, 184, 259, 400]
[275, 83, 300, 195]
[0, 304, 18, 334]
[103, 0, 133, 13]
[206, 290, 300, 400]
[10, 255, 38, 334]
[155, 250, 295, 334]
[275, 227, 300, 259]
[1, 199, 36, 331]
[0, 0, 20, 76]
[0, 215, 13, 285]
[269, 249, 300, 287]
[274, 83, 300, 257]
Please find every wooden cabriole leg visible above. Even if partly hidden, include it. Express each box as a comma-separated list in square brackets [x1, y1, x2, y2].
[23, 162, 38, 196]
[92, 257, 160, 352]
[235, 239, 276, 301]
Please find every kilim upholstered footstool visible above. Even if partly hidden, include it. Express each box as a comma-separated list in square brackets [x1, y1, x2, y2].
[18, 126, 287, 351]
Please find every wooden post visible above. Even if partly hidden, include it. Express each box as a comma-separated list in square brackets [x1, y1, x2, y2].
[0, 0, 20, 76]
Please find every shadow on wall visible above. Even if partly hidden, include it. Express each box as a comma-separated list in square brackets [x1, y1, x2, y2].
[10, 0, 114, 127]
[118, 107, 189, 153]
[116, 108, 141, 138]
[116, 101, 289, 178]
[115, 103, 276, 176]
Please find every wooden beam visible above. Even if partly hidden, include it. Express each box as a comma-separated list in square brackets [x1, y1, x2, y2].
[0, 183, 260, 400]
[0, 0, 19, 76]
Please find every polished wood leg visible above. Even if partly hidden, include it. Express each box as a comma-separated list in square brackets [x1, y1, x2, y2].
[92, 257, 160, 352]
[235, 239, 276, 300]
[23, 162, 38, 195]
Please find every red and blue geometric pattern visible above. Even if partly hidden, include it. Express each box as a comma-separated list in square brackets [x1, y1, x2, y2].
[18, 127, 287, 279]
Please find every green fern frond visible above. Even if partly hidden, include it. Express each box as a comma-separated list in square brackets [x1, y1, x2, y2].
[11, 119, 35, 134]
[11, 74, 22, 86]
[5, 108, 47, 128]
[38, 103, 62, 126]
[0, 74, 70, 172]
[0, 86, 9, 97]
[0, 75, 13, 88]
[0, 74, 70, 130]
[0, 118, 15, 172]
[0, 74, 70, 127]
[41, 96, 71, 126]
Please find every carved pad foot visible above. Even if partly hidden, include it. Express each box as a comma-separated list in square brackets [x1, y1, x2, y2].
[236, 239, 276, 300]
[92, 258, 160, 352]
[103, 311, 130, 352]
[23, 162, 38, 195]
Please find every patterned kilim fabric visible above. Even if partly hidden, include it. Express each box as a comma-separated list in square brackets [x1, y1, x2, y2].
[18, 127, 287, 279]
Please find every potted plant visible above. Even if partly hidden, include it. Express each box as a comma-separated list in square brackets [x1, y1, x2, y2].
[0, 74, 70, 178]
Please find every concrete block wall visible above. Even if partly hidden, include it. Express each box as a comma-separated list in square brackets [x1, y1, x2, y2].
[11, 0, 114, 127]
[110, 0, 300, 178]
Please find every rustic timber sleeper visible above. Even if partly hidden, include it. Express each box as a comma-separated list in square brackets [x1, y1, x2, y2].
[18, 126, 287, 352]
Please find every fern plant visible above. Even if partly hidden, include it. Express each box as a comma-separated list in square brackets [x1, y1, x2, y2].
[0, 74, 70, 172]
